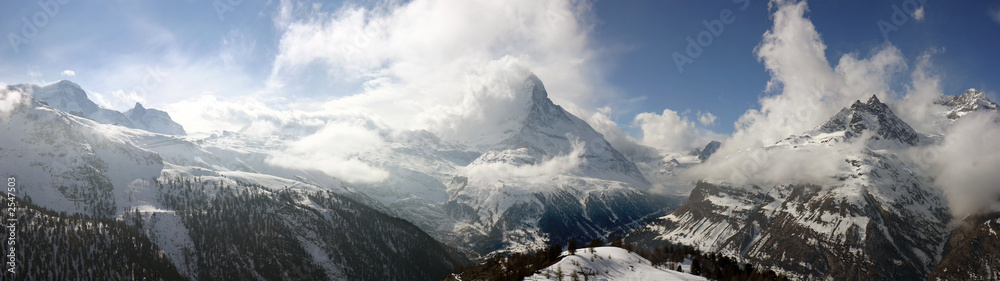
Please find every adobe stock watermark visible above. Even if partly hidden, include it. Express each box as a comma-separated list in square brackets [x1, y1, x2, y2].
[7, 0, 73, 54]
[4, 177, 17, 275]
[877, 0, 926, 41]
[122, 65, 168, 103]
[214, 0, 244, 21]
[341, 19, 386, 59]
[673, 0, 751, 73]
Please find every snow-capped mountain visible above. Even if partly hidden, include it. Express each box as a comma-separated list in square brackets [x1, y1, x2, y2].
[6, 80, 186, 135]
[630, 95, 952, 280]
[490, 74, 651, 188]
[0, 88, 466, 280]
[818, 95, 922, 146]
[350, 74, 678, 257]
[935, 88, 999, 120]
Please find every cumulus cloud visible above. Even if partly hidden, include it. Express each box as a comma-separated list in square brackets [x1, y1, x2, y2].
[711, 0, 906, 161]
[586, 108, 660, 161]
[633, 109, 721, 153]
[633, 109, 700, 152]
[268, 0, 608, 144]
[61, 70, 76, 77]
[894, 51, 951, 134]
[912, 6, 925, 22]
[697, 111, 717, 126]
[906, 112, 1000, 218]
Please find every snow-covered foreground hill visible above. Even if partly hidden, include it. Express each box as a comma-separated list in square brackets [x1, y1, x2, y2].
[525, 247, 706, 281]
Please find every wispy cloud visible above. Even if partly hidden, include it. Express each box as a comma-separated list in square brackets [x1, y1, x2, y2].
[60, 70, 76, 77]
[991, 8, 1000, 24]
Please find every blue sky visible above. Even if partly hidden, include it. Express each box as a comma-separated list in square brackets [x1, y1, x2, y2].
[1, 0, 998, 144]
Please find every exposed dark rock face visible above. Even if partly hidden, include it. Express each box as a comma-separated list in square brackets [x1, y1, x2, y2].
[927, 211, 1000, 281]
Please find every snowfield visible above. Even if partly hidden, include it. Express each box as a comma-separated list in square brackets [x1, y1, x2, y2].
[525, 247, 707, 281]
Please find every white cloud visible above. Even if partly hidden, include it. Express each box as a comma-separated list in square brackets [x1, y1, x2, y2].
[906, 112, 1000, 218]
[718, 0, 905, 156]
[697, 111, 717, 126]
[633, 109, 717, 152]
[689, 0, 1000, 220]
[0, 87, 26, 117]
[268, 0, 609, 144]
[685, 137, 860, 186]
[991, 9, 1000, 24]
[586, 108, 659, 161]
[111, 89, 147, 108]
[693, 0, 914, 187]
[266, 118, 390, 184]
[464, 139, 586, 184]
[893, 50, 950, 134]
[163, 94, 328, 135]
[61, 70, 76, 77]
[912, 6, 925, 22]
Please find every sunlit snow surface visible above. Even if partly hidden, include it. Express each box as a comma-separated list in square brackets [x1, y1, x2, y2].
[525, 247, 706, 281]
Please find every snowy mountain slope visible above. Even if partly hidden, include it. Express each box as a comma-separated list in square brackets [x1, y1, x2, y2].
[935, 88, 999, 120]
[525, 247, 707, 281]
[630, 95, 952, 280]
[0, 95, 163, 218]
[0, 90, 468, 280]
[6, 80, 186, 135]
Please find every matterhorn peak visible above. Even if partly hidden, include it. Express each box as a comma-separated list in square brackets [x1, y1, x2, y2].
[523, 73, 548, 103]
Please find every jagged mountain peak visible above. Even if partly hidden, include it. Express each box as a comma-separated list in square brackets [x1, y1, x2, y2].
[126, 102, 147, 118]
[817, 94, 920, 146]
[487, 73, 650, 188]
[524, 73, 548, 102]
